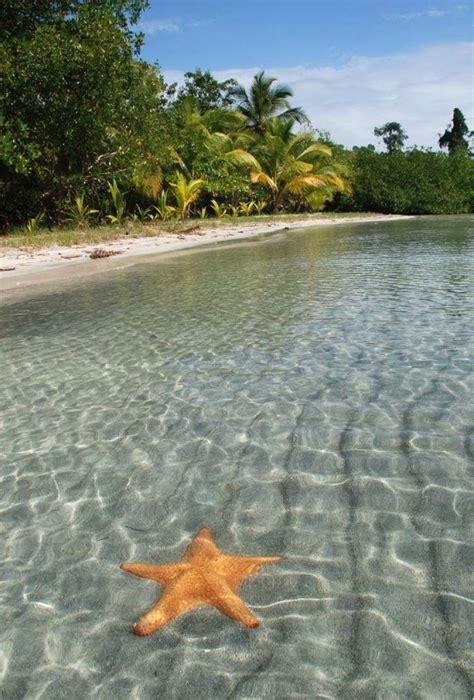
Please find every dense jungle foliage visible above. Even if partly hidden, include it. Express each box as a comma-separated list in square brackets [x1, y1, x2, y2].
[1, 1, 472, 231]
[333, 147, 474, 215]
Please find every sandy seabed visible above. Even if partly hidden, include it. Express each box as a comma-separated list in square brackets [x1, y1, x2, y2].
[1, 214, 472, 698]
[0, 214, 411, 291]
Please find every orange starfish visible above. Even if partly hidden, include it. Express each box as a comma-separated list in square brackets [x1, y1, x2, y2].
[120, 527, 283, 636]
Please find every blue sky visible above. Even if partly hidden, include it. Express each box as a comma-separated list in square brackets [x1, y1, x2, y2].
[138, 1, 474, 148]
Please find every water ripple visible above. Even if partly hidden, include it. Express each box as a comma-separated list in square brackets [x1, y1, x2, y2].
[1, 216, 473, 698]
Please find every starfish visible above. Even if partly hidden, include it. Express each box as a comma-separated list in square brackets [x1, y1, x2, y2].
[120, 527, 283, 636]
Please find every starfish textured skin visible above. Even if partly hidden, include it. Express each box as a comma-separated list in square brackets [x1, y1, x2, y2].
[120, 526, 283, 636]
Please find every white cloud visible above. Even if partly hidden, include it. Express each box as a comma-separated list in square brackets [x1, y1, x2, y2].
[186, 19, 216, 29]
[138, 18, 180, 34]
[164, 42, 474, 149]
[138, 17, 216, 34]
[389, 9, 446, 20]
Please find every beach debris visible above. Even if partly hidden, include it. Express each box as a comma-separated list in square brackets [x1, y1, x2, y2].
[89, 248, 122, 259]
[0, 267, 16, 272]
[60, 254, 82, 259]
[176, 226, 201, 235]
[120, 526, 282, 636]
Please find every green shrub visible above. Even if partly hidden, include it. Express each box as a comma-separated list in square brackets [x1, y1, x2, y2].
[0, 9, 169, 229]
[337, 147, 474, 214]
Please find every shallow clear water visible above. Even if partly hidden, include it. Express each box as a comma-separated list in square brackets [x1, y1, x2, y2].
[1, 216, 473, 698]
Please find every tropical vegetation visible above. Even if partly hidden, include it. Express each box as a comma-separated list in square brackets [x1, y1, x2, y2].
[248, 118, 345, 212]
[439, 108, 473, 155]
[334, 147, 474, 215]
[229, 71, 308, 135]
[1, 2, 472, 235]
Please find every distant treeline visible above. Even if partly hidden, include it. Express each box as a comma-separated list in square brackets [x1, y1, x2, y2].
[331, 147, 474, 215]
[1, 1, 472, 231]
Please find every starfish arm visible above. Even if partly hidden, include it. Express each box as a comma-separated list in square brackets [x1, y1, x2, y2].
[133, 578, 202, 636]
[210, 582, 260, 628]
[120, 562, 186, 585]
[183, 526, 220, 563]
[217, 554, 283, 589]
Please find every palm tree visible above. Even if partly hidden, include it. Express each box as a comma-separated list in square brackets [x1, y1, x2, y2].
[231, 71, 307, 135]
[169, 173, 205, 219]
[205, 131, 260, 169]
[249, 118, 345, 212]
[169, 98, 251, 177]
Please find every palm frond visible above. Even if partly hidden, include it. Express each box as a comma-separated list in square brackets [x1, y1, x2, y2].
[250, 170, 277, 190]
[269, 84, 293, 101]
[297, 143, 333, 160]
[278, 106, 308, 124]
[224, 149, 261, 169]
[202, 108, 245, 133]
[320, 173, 346, 191]
[284, 174, 328, 195]
[229, 83, 250, 101]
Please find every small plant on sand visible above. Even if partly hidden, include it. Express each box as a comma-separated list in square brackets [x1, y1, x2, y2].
[64, 194, 98, 228]
[239, 201, 256, 216]
[132, 204, 154, 223]
[170, 174, 205, 220]
[228, 204, 240, 217]
[254, 201, 268, 215]
[25, 212, 45, 233]
[197, 206, 208, 219]
[210, 199, 228, 218]
[106, 179, 127, 224]
[152, 190, 176, 220]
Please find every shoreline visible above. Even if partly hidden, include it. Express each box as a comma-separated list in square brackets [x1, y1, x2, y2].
[0, 214, 411, 292]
